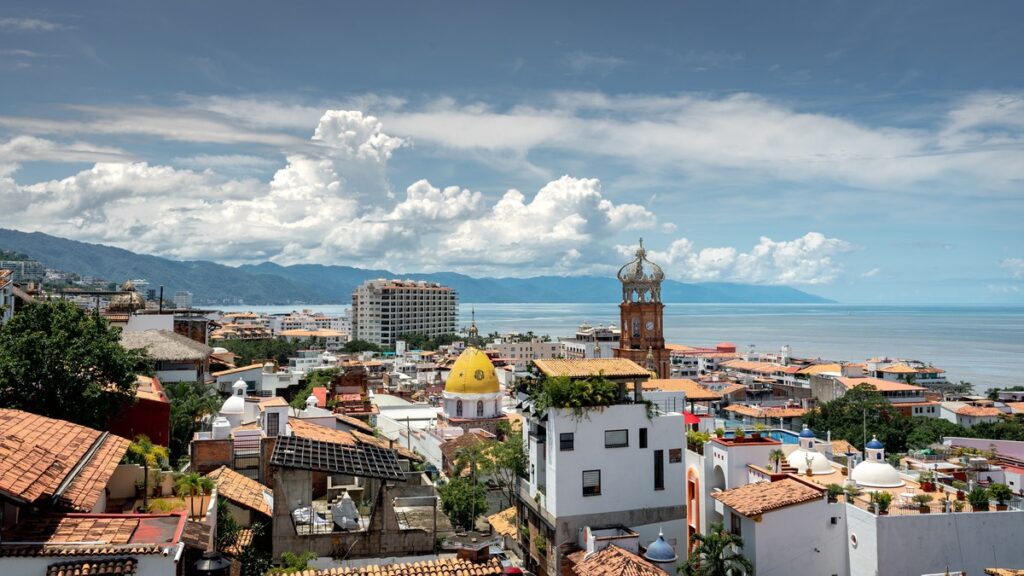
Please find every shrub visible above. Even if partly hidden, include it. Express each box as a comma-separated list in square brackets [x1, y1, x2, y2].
[826, 484, 844, 503]
[989, 483, 1013, 505]
[968, 487, 990, 510]
[870, 491, 893, 513]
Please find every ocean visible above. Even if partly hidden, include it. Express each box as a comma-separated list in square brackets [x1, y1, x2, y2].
[217, 303, 1024, 391]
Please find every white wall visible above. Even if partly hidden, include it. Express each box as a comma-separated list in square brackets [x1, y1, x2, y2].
[542, 405, 685, 519]
[1, 549, 181, 576]
[741, 498, 848, 576]
[874, 509, 1024, 575]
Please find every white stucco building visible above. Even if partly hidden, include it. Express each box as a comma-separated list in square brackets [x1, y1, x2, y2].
[351, 279, 457, 347]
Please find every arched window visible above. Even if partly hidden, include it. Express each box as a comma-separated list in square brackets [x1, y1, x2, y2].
[456, 400, 463, 417]
[494, 399, 500, 414]
[477, 400, 484, 417]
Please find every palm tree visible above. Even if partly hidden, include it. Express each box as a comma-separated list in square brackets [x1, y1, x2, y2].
[176, 472, 216, 520]
[769, 448, 786, 473]
[127, 435, 168, 512]
[680, 523, 754, 576]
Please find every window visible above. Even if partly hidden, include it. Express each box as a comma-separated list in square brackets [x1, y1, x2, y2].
[477, 400, 484, 417]
[654, 450, 665, 490]
[605, 429, 628, 448]
[456, 400, 463, 417]
[730, 512, 742, 536]
[639, 428, 648, 449]
[266, 412, 280, 437]
[669, 448, 682, 463]
[583, 470, 601, 496]
[560, 433, 574, 451]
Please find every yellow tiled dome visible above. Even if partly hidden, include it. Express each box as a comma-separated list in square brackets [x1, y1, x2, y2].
[445, 347, 500, 395]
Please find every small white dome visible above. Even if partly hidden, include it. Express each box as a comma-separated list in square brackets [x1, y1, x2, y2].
[852, 460, 904, 488]
[787, 448, 834, 475]
[305, 395, 318, 407]
[232, 378, 247, 393]
[221, 394, 245, 415]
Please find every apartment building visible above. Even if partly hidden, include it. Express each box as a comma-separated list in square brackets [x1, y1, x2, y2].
[351, 279, 457, 347]
[0, 269, 13, 324]
[489, 338, 566, 369]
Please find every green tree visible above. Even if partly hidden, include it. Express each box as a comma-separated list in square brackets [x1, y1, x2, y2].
[164, 380, 223, 463]
[126, 435, 168, 512]
[0, 300, 147, 428]
[217, 338, 303, 366]
[268, 551, 317, 574]
[343, 339, 382, 353]
[680, 523, 754, 576]
[488, 435, 527, 507]
[905, 417, 967, 449]
[237, 521, 273, 576]
[289, 367, 340, 409]
[215, 497, 241, 553]
[438, 477, 487, 531]
[769, 448, 786, 473]
[802, 384, 914, 451]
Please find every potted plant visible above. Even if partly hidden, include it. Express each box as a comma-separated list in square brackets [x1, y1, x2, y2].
[176, 472, 216, 520]
[826, 483, 844, 503]
[989, 483, 1013, 511]
[953, 500, 965, 513]
[844, 485, 863, 502]
[952, 480, 967, 501]
[870, 491, 893, 515]
[968, 487, 990, 511]
[734, 428, 746, 440]
[714, 427, 725, 439]
[752, 423, 767, 439]
[913, 493, 933, 514]
[918, 470, 935, 492]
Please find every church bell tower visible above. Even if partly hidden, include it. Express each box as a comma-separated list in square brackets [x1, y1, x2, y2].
[613, 239, 670, 378]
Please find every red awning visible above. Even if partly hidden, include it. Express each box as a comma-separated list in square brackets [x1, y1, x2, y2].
[683, 411, 700, 425]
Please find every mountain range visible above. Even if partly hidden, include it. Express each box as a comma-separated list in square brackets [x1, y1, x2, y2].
[0, 228, 833, 305]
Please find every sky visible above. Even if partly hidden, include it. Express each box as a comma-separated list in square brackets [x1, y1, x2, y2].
[0, 1, 1022, 304]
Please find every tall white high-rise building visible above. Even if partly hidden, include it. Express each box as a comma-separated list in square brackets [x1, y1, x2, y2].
[172, 290, 193, 309]
[351, 279, 457, 347]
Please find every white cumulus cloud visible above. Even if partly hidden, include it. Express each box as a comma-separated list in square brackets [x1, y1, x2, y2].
[638, 232, 851, 285]
[1001, 258, 1024, 278]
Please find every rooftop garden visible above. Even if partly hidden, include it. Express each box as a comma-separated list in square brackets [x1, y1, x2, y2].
[527, 376, 623, 415]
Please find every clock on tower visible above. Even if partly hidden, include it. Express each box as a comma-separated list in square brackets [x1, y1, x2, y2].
[613, 239, 671, 378]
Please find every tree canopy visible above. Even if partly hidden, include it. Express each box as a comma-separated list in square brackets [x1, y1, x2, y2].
[343, 339, 382, 353]
[803, 383, 1024, 452]
[438, 476, 487, 531]
[681, 523, 754, 576]
[216, 338, 303, 366]
[164, 380, 223, 463]
[0, 300, 147, 428]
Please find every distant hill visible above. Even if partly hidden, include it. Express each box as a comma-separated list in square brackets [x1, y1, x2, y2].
[0, 228, 834, 305]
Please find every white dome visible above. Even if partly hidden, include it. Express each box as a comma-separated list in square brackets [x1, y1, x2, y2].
[221, 394, 244, 415]
[787, 448, 834, 475]
[221, 378, 247, 414]
[852, 460, 904, 488]
[305, 395, 318, 407]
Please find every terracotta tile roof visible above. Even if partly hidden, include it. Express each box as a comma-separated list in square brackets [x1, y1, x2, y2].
[724, 404, 807, 419]
[986, 570, 1024, 576]
[0, 409, 130, 510]
[831, 440, 859, 454]
[566, 544, 665, 576]
[642, 378, 721, 401]
[487, 506, 516, 538]
[257, 397, 289, 408]
[133, 375, 168, 404]
[212, 364, 264, 377]
[797, 363, 842, 375]
[1006, 402, 1024, 414]
[0, 513, 184, 557]
[224, 527, 253, 557]
[46, 558, 138, 575]
[955, 405, 1003, 417]
[721, 359, 788, 374]
[712, 478, 824, 517]
[837, 377, 926, 393]
[205, 466, 273, 517]
[0, 269, 11, 290]
[288, 419, 357, 445]
[305, 557, 503, 575]
[440, 433, 495, 473]
[533, 358, 651, 379]
[336, 412, 375, 433]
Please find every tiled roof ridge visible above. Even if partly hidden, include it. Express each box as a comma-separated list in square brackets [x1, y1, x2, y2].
[0, 543, 164, 557]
